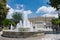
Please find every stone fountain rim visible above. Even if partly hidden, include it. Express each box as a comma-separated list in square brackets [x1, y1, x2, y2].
[3, 30, 44, 32]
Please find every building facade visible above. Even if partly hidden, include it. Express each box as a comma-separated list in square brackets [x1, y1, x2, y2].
[29, 16, 55, 31]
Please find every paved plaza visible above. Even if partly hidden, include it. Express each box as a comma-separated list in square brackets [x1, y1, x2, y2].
[0, 31, 60, 40]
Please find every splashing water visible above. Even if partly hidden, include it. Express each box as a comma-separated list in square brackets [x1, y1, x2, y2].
[15, 12, 33, 32]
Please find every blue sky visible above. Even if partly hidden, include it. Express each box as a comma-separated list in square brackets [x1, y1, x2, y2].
[7, 0, 49, 12]
[7, 0, 58, 18]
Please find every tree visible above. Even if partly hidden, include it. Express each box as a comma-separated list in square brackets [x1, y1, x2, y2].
[12, 12, 22, 24]
[51, 19, 60, 31]
[49, 0, 60, 10]
[48, 0, 60, 30]
[52, 19, 60, 25]
[2, 19, 15, 27]
[48, 0, 60, 19]
[0, 0, 9, 25]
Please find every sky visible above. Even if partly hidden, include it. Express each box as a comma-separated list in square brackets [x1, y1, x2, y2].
[6, 0, 58, 19]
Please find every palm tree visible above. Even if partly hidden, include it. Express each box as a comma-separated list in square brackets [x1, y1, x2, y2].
[12, 12, 22, 24]
[0, 0, 9, 25]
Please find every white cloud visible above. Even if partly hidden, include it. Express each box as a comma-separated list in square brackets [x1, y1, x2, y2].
[15, 9, 24, 13]
[6, 5, 32, 19]
[42, 13, 58, 18]
[6, 8, 14, 19]
[36, 6, 56, 13]
[6, 4, 11, 8]
[16, 4, 24, 9]
[20, 4, 24, 8]
[15, 9, 32, 14]
[6, 5, 14, 19]
[23, 10, 32, 14]
[36, 6, 58, 18]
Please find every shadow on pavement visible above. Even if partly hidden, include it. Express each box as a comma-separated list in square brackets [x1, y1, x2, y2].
[44, 31, 60, 34]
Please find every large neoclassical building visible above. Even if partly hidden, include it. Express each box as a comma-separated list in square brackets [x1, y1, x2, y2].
[29, 16, 55, 31]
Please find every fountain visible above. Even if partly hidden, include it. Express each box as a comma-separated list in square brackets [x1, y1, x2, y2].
[2, 11, 44, 38]
[15, 12, 34, 32]
[10, 24, 13, 30]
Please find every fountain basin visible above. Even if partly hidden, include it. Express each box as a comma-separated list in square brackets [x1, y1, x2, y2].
[2, 30, 44, 38]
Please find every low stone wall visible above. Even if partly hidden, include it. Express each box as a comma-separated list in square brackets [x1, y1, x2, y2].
[2, 30, 44, 38]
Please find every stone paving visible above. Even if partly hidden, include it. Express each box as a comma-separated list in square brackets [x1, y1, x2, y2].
[41, 34, 60, 40]
[0, 31, 60, 40]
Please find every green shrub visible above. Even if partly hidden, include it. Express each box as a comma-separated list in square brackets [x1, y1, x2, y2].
[2, 19, 15, 27]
